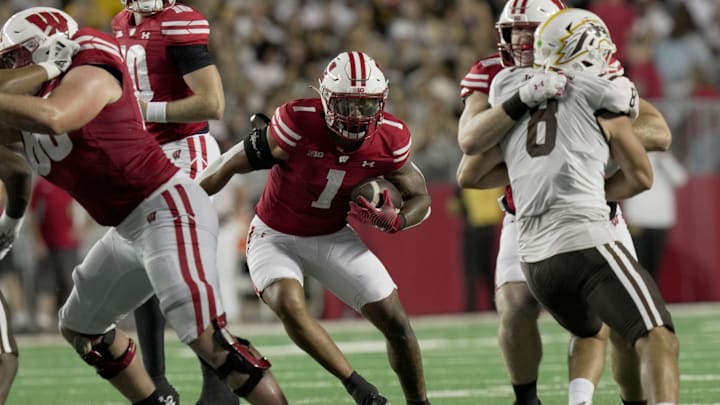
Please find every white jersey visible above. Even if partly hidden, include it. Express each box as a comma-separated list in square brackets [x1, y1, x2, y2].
[489, 68, 638, 262]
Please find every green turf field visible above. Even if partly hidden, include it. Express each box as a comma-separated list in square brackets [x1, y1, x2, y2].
[9, 303, 720, 404]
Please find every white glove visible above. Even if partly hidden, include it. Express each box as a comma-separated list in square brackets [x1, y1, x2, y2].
[33, 33, 80, 80]
[0, 212, 23, 260]
[518, 71, 568, 108]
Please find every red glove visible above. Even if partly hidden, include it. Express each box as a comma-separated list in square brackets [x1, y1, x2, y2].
[348, 189, 404, 233]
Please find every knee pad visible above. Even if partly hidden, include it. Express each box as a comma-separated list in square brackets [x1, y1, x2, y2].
[212, 323, 271, 397]
[71, 329, 136, 379]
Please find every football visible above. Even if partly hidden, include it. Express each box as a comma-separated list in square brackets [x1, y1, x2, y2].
[351, 177, 403, 209]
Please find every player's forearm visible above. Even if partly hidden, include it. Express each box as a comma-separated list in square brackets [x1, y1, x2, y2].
[145, 94, 224, 123]
[398, 194, 432, 230]
[0, 65, 50, 95]
[457, 106, 515, 155]
[0, 146, 32, 218]
[456, 146, 508, 189]
[197, 142, 252, 195]
[0, 93, 64, 134]
[605, 168, 652, 201]
[633, 99, 671, 152]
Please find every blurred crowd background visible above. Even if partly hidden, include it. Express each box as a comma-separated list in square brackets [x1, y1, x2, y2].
[1, 0, 718, 333]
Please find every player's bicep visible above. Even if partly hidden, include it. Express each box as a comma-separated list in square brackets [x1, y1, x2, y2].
[266, 129, 289, 161]
[633, 98, 671, 152]
[384, 161, 428, 201]
[44, 65, 122, 133]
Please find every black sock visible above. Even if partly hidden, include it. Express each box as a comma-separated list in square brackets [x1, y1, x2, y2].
[512, 380, 540, 405]
[342, 371, 375, 393]
[197, 358, 239, 405]
[622, 400, 647, 405]
[407, 400, 431, 405]
[133, 390, 167, 405]
[134, 296, 166, 378]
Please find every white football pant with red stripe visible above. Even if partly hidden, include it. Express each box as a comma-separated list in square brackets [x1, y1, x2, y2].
[59, 173, 223, 343]
[161, 132, 221, 180]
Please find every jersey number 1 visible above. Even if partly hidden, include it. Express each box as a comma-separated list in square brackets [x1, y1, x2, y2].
[526, 100, 558, 157]
[311, 169, 346, 209]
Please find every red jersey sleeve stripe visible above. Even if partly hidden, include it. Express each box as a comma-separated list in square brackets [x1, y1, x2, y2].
[392, 139, 412, 163]
[75, 35, 122, 59]
[270, 108, 302, 148]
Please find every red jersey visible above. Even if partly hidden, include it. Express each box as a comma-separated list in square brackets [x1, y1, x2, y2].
[30, 178, 79, 249]
[112, 3, 210, 144]
[21, 28, 179, 226]
[256, 98, 412, 236]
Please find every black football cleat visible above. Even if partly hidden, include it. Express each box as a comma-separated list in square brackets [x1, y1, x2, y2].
[353, 391, 390, 405]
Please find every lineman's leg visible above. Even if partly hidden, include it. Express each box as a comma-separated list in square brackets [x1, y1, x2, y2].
[567, 324, 609, 405]
[162, 134, 237, 405]
[146, 181, 286, 404]
[58, 229, 161, 403]
[607, 214, 646, 404]
[311, 226, 427, 404]
[591, 242, 678, 403]
[133, 296, 178, 401]
[495, 214, 542, 405]
[609, 329, 645, 404]
[0, 291, 18, 405]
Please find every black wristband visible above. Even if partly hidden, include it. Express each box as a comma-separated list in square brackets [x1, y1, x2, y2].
[502, 92, 530, 120]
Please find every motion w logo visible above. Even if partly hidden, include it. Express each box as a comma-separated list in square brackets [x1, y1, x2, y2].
[25, 11, 70, 36]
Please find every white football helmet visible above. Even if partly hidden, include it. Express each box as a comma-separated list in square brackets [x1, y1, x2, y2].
[534, 8, 616, 76]
[496, 0, 566, 67]
[121, 0, 176, 14]
[0, 7, 78, 70]
[318, 51, 388, 142]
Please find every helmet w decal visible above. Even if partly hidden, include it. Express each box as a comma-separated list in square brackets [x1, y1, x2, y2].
[0, 7, 78, 69]
[318, 52, 388, 142]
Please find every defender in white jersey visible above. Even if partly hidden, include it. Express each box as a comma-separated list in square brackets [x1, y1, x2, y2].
[485, 9, 679, 403]
[457, 2, 672, 404]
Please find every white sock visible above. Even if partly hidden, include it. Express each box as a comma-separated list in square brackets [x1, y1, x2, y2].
[656, 403, 676, 405]
[568, 378, 595, 405]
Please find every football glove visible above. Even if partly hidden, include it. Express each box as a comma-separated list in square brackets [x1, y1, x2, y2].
[348, 189, 404, 233]
[0, 212, 23, 260]
[519, 70, 567, 108]
[33, 34, 80, 80]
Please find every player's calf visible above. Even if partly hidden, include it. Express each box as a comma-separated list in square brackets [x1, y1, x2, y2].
[212, 328, 269, 397]
[60, 327, 161, 403]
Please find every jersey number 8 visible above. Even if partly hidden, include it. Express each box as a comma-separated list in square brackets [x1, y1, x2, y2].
[526, 100, 558, 157]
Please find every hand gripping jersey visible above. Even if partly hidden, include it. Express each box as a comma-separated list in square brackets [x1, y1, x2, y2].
[112, 3, 210, 144]
[459, 53, 626, 215]
[21, 28, 179, 226]
[256, 98, 412, 236]
[488, 69, 638, 262]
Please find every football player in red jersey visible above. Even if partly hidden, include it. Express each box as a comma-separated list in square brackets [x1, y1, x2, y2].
[0, 7, 287, 405]
[456, 1, 672, 405]
[199, 51, 432, 405]
[112, 1, 229, 403]
[0, 27, 77, 405]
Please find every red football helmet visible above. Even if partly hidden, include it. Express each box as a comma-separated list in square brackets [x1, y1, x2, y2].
[0, 7, 78, 69]
[318, 51, 388, 143]
[121, 0, 176, 14]
[496, 0, 566, 67]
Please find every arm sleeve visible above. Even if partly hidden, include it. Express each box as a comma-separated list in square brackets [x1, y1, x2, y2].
[167, 45, 214, 76]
